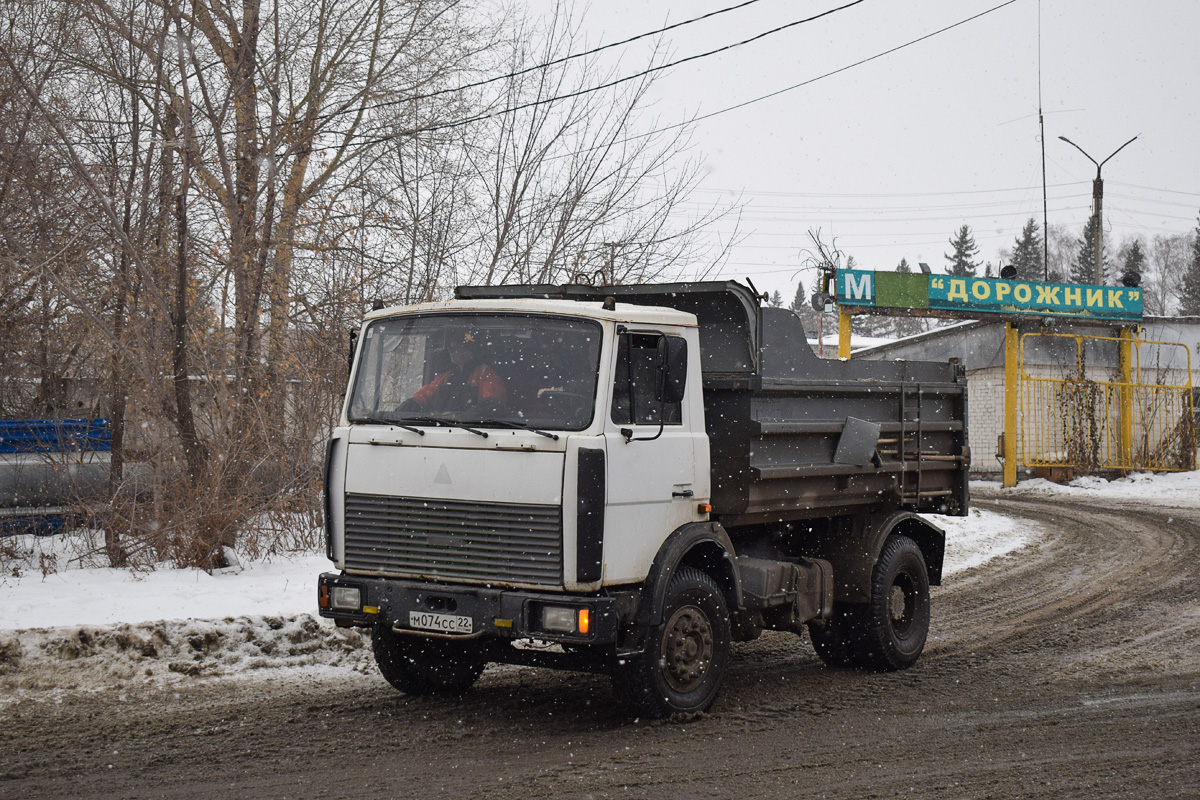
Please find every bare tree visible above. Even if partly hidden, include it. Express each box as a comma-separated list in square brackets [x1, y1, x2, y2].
[1045, 223, 1075, 283]
[0, 2, 105, 419]
[0, 0, 737, 570]
[450, 5, 734, 290]
[1143, 233, 1192, 316]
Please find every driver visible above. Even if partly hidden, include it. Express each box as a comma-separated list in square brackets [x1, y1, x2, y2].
[402, 330, 506, 412]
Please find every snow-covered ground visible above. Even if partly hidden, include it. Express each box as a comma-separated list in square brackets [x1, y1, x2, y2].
[1, 495, 1033, 634]
[0, 545, 329, 631]
[0, 498, 1034, 694]
[978, 469, 1200, 508]
[1, 470, 1190, 695]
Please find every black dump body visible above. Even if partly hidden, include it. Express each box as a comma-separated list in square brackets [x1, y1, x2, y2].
[457, 282, 969, 524]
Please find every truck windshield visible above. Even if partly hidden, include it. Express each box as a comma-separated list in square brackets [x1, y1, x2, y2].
[348, 313, 603, 432]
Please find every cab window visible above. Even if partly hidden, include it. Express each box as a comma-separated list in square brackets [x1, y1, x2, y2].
[610, 332, 684, 426]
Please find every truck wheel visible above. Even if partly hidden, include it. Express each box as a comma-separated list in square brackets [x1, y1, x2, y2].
[371, 626, 485, 696]
[615, 567, 731, 718]
[857, 534, 931, 671]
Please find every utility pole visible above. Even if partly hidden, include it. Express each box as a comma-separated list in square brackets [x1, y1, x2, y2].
[1058, 135, 1139, 284]
[1091, 172, 1103, 285]
[1058, 134, 1140, 474]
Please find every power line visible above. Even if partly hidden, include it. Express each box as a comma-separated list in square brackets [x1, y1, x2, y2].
[35, 0, 849, 153]
[683, 182, 1200, 206]
[330, 0, 868, 150]
[317, 0, 775, 124]
[685, 181, 1088, 199]
[1110, 181, 1200, 200]
[670, 193, 1093, 214]
[567, 0, 1018, 154]
[672, 203, 1200, 223]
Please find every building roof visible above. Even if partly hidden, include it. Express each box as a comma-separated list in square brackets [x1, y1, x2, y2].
[853, 317, 1200, 373]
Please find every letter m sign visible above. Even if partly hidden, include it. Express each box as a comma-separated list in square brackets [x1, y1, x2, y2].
[840, 271, 874, 305]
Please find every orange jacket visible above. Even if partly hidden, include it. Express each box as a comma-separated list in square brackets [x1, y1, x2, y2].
[411, 363, 506, 409]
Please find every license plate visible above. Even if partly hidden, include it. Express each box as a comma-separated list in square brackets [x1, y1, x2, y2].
[408, 610, 473, 634]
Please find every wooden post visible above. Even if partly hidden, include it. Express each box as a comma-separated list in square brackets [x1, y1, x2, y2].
[1003, 322, 1019, 488]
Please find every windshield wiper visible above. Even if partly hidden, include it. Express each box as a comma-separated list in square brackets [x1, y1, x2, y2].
[400, 415, 489, 438]
[351, 416, 425, 435]
[467, 418, 559, 440]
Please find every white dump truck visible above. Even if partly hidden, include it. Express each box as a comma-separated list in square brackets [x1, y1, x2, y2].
[318, 281, 969, 716]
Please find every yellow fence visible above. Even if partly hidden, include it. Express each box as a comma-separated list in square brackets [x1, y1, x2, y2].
[1019, 333, 1196, 472]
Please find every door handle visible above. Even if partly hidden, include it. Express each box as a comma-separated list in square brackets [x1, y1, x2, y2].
[672, 488, 694, 498]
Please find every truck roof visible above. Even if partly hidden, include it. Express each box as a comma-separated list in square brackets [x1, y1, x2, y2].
[454, 281, 964, 389]
[456, 281, 770, 381]
[364, 297, 698, 328]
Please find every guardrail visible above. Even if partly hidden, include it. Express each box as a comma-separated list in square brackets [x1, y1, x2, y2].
[0, 419, 112, 535]
[0, 418, 111, 454]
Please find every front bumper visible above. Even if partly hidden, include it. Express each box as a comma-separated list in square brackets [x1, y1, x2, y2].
[317, 572, 635, 646]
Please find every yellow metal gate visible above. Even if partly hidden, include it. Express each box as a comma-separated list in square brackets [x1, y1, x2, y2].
[1019, 332, 1196, 472]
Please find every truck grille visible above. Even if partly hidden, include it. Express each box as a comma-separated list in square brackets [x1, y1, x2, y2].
[343, 493, 563, 586]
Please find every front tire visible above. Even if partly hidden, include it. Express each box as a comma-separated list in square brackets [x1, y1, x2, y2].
[615, 567, 731, 718]
[371, 626, 485, 696]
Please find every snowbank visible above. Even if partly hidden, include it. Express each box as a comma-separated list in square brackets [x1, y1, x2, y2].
[0, 546, 329, 630]
[0, 497, 1035, 693]
[932, 506, 1030, 574]
[979, 469, 1200, 508]
[1, 505, 1029, 634]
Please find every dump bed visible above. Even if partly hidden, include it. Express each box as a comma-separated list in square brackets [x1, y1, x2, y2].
[456, 282, 969, 523]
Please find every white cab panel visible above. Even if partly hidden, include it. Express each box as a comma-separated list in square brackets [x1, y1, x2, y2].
[598, 325, 709, 585]
[344, 430, 565, 507]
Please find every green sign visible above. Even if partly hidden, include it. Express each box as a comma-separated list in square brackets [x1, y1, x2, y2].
[835, 270, 1143, 322]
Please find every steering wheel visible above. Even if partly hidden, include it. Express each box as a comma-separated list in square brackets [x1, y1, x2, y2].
[541, 391, 589, 421]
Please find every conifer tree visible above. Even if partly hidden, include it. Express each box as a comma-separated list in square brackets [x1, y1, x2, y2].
[1010, 218, 1043, 279]
[1180, 214, 1200, 315]
[1071, 215, 1108, 284]
[788, 280, 806, 313]
[944, 225, 979, 277]
[896, 257, 912, 273]
[1119, 238, 1147, 286]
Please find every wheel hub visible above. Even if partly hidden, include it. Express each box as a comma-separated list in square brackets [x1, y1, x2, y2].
[889, 585, 908, 622]
[660, 605, 714, 693]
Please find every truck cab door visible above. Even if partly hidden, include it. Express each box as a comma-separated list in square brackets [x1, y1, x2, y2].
[600, 330, 708, 585]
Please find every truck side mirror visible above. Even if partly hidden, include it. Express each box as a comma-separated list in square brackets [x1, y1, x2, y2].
[655, 336, 687, 405]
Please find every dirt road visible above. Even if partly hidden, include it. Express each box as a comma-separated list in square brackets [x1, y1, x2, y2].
[2, 491, 1198, 799]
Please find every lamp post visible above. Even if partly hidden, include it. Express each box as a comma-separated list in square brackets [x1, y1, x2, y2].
[1058, 134, 1138, 285]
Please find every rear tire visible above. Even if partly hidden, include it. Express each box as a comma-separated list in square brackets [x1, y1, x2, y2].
[615, 567, 731, 718]
[808, 535, 930, 671]
[371, 626, 485, 696]
[857, 534, 931, 670]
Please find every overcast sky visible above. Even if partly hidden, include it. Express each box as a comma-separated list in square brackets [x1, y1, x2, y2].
[528, 0, 1200, 301]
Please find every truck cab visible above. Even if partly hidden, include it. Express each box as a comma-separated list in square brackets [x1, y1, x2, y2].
[320, 282, 967, 717]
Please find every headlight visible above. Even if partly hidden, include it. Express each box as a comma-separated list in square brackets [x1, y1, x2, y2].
[331, 586, 362, 610]
[541, 606, 591, 635]
[541, 606, 577, 633]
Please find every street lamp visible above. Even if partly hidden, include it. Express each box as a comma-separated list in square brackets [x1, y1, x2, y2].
[1058, 134, 1138, 284]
